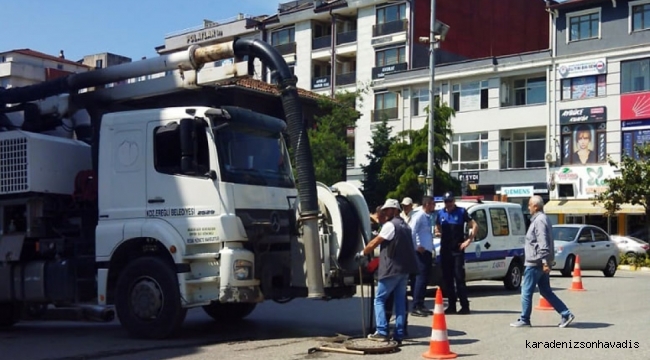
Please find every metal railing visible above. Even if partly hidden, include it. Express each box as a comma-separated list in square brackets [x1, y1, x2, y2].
[336, 30, 357, 45]
[371, 107, 399, 122]
[372, 19, 408, 37]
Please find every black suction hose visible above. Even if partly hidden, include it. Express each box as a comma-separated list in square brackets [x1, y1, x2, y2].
[232, 38, 325, 298]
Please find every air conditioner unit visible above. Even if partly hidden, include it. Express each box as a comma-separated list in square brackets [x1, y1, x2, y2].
[545, 152, 557, 163]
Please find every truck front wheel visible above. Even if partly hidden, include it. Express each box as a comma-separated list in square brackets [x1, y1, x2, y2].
[115, 257, 187, 339]
[202, 302, 256, 322]
[0, 303, 19, 327]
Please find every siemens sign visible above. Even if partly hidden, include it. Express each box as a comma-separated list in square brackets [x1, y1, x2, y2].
[501, 186, 534, 198]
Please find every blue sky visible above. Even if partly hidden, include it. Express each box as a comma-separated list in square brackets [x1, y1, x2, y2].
[1, 0, 278, 61]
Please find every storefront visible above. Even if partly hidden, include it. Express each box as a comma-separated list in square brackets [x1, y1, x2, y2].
[545, 165, 644, 234]
[495, 183, 549, 220]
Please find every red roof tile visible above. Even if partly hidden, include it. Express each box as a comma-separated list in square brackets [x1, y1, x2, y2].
[7, 49, 90, 69]
[223, 77, 324, 101]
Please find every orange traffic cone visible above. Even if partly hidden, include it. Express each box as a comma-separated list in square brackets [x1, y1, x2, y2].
[535, 295, 554, 311]
[422, 288, 457, 359]
[569, 255, 586, 291]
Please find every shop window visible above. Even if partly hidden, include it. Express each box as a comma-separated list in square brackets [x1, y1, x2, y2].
[561, 121, 607, 165]
[451, 132, 488, 171]
[561, 75, 607, 100]
[489, 208, 510, 236]
[621, 57, 650, 93]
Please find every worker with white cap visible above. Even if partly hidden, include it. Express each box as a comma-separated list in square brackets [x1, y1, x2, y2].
[357, 199, 418, 345]
[400, 197, 414, 222]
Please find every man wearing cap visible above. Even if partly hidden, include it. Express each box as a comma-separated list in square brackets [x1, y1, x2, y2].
[400, 197, 414, 222]
[357, 199, 418, 344]
[435, 192, 478, 315]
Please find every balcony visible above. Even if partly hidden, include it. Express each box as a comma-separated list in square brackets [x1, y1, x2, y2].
[273, 42, 297, 56]
[372, 19, 408, 37]
[336, 72, 356, 86]
[311, 75, 331, 90]
[372, 107, 399, 122]
[371, 62, 407, 80]
[312, 35, 331, 50]
[337, 30, 357, 45]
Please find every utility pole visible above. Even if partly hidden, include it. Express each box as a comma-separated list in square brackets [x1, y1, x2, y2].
[426, 0, 436, 197]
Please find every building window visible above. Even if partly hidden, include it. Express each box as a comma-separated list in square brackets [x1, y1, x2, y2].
[374, 92, 398, 122]
[451, 80, 488, 112]
[57, 64, 64, 70]
[451, 132, 488, 171]
[513, 77, 546, 106]
[631, 1, 650, 32]
[503, 131, 546, 169]
[346, 127, 355, 168]
[376, 3, 406, 24]
[561, 121, 607, 165]
[561, 75, 607, 100]
[411, 87, 440, 116]
[567, 10, 600, 42]
[271, 27, 295, 46]
[621, 58, 650, 93]
[95, 59, 103, 69]
[375, 47, 406, 67]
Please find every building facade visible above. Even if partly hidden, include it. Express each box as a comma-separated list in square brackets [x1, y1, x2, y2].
[0, 49, 89, 89]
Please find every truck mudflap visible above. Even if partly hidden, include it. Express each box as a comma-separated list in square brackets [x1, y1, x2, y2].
[219, 285, 263, 303]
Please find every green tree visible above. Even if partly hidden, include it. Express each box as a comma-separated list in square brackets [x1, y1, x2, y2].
[382, 97, 460, 201]
[361, 118, 393, 210]
[294, 90, 362, 186]
[593, 144, 650, 233]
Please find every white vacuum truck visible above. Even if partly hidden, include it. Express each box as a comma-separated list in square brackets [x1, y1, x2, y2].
[0, 38, 371, 338]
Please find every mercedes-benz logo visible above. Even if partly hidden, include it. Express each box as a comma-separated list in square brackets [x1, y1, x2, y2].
[270, 212, 281, 233]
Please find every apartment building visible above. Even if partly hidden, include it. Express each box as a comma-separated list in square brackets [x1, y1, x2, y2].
[0, 49, 89, 89]
[543, 0, 650, 235]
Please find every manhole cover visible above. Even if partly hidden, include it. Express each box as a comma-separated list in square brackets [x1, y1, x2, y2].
[343, 338, 399, 354]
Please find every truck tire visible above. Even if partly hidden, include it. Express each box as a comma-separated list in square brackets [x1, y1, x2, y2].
[115, 257, 187, 339]
[0, 303, 19, 327]
[503, 260, 523, 290]
[202, 302, 256, 322]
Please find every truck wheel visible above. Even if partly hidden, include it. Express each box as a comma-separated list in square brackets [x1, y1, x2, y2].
[202, 302, 256, 322]
[503, 261, 523, 290]
[115, 257, 187, 339]
[0, 303, 19, 327]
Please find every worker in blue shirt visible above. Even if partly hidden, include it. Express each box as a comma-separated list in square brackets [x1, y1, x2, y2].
[408, 196, 436, 317]
[435, 192, 478, 315]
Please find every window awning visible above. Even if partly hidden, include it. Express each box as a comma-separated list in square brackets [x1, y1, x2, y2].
[545, 200, 645, 215]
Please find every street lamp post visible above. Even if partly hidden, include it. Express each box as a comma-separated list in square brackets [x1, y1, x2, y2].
[426, 0, 436, 197]
[418, 171, 434, 196]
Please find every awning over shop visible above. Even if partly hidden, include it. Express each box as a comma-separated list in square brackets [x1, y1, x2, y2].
[545, 200, 645, 215]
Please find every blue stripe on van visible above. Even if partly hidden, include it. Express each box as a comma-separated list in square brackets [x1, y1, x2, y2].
[433, 245, 524, 263]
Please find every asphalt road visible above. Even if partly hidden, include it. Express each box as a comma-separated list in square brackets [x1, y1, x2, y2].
[1, 270, 648, 360]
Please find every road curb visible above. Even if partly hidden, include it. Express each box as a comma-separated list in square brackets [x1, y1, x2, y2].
[617, 265, 650, 271]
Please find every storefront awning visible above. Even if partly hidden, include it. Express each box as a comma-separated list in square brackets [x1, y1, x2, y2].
[545, 200, 645, 215]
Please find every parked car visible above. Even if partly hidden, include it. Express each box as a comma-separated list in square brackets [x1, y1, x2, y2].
[551, 224, 620, 277]
[610, 235, 650, 260]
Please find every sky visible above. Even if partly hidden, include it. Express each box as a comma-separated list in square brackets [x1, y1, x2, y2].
[1, 0, 278, 61]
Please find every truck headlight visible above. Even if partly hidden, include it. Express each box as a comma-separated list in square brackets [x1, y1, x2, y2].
[233, 260, 253, 281]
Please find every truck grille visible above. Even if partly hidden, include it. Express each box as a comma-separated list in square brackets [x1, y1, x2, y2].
[0, 137, 28, 194]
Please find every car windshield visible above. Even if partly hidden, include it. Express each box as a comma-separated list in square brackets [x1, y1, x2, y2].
[552, 227, 579, 241]
[213, 126, 295, 188]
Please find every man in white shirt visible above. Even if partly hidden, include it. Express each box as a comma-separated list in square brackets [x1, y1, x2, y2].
[400, 197, 414, 222]
[408, 196, 436, 317]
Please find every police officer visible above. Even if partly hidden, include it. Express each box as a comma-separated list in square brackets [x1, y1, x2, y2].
[434, 192, 478, 315]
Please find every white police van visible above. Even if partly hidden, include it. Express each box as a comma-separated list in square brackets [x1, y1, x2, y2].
[427, 199, 527, 290]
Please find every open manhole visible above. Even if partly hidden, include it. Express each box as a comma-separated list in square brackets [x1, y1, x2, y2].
[343, 338, 399, 354]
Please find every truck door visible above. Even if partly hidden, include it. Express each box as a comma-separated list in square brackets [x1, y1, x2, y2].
[146, 119, 222, 246]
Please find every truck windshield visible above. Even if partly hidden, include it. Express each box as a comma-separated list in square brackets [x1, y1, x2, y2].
[213, 126, 295, 188]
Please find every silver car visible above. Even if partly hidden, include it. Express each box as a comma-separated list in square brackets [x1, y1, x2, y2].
[610, 235, 650, 260]
[551, 224, 619, 277]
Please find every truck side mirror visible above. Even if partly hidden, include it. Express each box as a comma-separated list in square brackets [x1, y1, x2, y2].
[179, 118, 197, 174]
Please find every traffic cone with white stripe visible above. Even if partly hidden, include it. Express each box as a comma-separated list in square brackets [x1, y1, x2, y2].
[422, 288, 457, 359]
[569, 255, 586, 291]
[535, 296, 554, 311]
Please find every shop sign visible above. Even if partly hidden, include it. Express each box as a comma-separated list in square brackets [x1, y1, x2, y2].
[501, 186, 534, 198]
[557, 58, 607, 79]
[621, 91, 650, 121]
[553, 166, 617, 198]
[559, 106, 607, 125]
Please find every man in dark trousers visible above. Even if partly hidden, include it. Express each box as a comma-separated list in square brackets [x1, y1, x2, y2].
[435, 192, 478, 315]
[357, 199, 418, 344]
